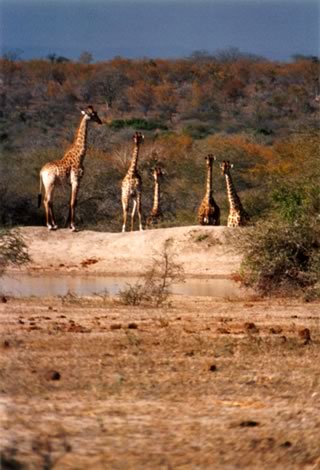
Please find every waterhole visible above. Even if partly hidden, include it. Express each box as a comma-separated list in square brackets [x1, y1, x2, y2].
[0, 273, 249, 299]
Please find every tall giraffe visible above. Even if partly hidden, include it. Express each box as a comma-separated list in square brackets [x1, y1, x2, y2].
[220, 160, 249, 227]
[198, 154, 220, 226]
[146, 165, 164, 227]
[38, 106, 102, 231]
[121, 132, 144, 232]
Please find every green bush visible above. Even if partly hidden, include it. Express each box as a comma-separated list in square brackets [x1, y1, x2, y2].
[118, 241, 184, 306]
[182, 123, 212, 140]
[239, 217, 320, 297]
[0, 228, 29, 276]
[118, 282, 146, 306]
[271, 184, 307, 222]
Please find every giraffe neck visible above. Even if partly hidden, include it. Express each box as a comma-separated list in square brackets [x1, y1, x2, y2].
[151, 178, 161, 214]
[127, 144, 140, 177]
[205, 163, 213, 201]
[65, 115, 89, 166]
[225, 174, 242, 211]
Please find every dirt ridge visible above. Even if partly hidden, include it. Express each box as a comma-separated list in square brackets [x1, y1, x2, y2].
[14, 225, 242, 277]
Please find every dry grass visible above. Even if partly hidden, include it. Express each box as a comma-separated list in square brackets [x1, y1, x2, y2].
[1, 295, 320, 469]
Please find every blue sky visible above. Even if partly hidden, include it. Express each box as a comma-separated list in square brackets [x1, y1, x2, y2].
[1, 0, 319, 61]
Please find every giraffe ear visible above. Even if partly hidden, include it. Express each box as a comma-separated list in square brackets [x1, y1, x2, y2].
[81, 110, 86, 116]
[230, 163, 234, 168]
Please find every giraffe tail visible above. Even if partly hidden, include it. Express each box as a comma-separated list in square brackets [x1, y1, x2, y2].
[38, 174, 42, 208]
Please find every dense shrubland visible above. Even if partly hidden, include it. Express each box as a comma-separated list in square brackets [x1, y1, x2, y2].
[238, 129, 320, 297]
[239, 216, 320, 298]
[0, 54, 319, 231]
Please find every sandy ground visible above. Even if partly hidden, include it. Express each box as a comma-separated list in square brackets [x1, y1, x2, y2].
[1, 296, 319, 469]
[1, 226, 320, 469]
[14, 226, 242, 277]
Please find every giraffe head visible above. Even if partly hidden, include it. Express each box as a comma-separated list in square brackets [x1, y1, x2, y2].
[81, 105, 102, 124]
[152, 166, 165, 181]
[220, 160, 233, 175]
[133, 132, 144, 145]
[205, 154, 215, 166]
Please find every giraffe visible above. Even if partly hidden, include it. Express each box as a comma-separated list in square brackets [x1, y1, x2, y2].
[198, 154, 220, 226]
[220, 160, 249, 227]
[121, 132, 144, 232]
[38, 105, 102, 231]
[146, 165, 164, 227]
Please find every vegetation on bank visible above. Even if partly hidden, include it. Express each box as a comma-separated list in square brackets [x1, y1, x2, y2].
[237, 131, 320, 297]
[119, 240, 185, 307]
[0, 228, 29, 276]
[239, 217, 320, 298]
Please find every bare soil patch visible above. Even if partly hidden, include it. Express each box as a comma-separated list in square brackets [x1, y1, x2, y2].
[13, 226, 241, 278]
[1, 295, 319, 469]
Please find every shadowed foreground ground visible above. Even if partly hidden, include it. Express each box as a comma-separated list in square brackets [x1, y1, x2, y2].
[1, 295, 319, 469]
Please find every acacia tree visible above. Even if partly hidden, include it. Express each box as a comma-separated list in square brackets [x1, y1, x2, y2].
[82, 68, 126, 109]
[79, 51, 93, 64]
[187, 81, 221, 120]
[154, 83, 179, 121]
[127, 80, 155, 116]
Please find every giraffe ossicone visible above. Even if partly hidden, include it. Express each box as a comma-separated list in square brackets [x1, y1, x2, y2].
[38, 105, 102, 232]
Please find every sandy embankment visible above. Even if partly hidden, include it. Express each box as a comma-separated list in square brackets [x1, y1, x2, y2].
[14, 226, 242, 278]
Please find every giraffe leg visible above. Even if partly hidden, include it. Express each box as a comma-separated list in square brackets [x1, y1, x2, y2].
[130, 199, 137, 232]
[227, 216, 234, 227]
[122, 197, 129, 232]
[43, 197, 51, 230]
[69, 179, 79, 232]
[136, 194, 143, 231]
[44, 185, 57, 230]
[228, 213, 239, 227]
[49, 202, 58, 230]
